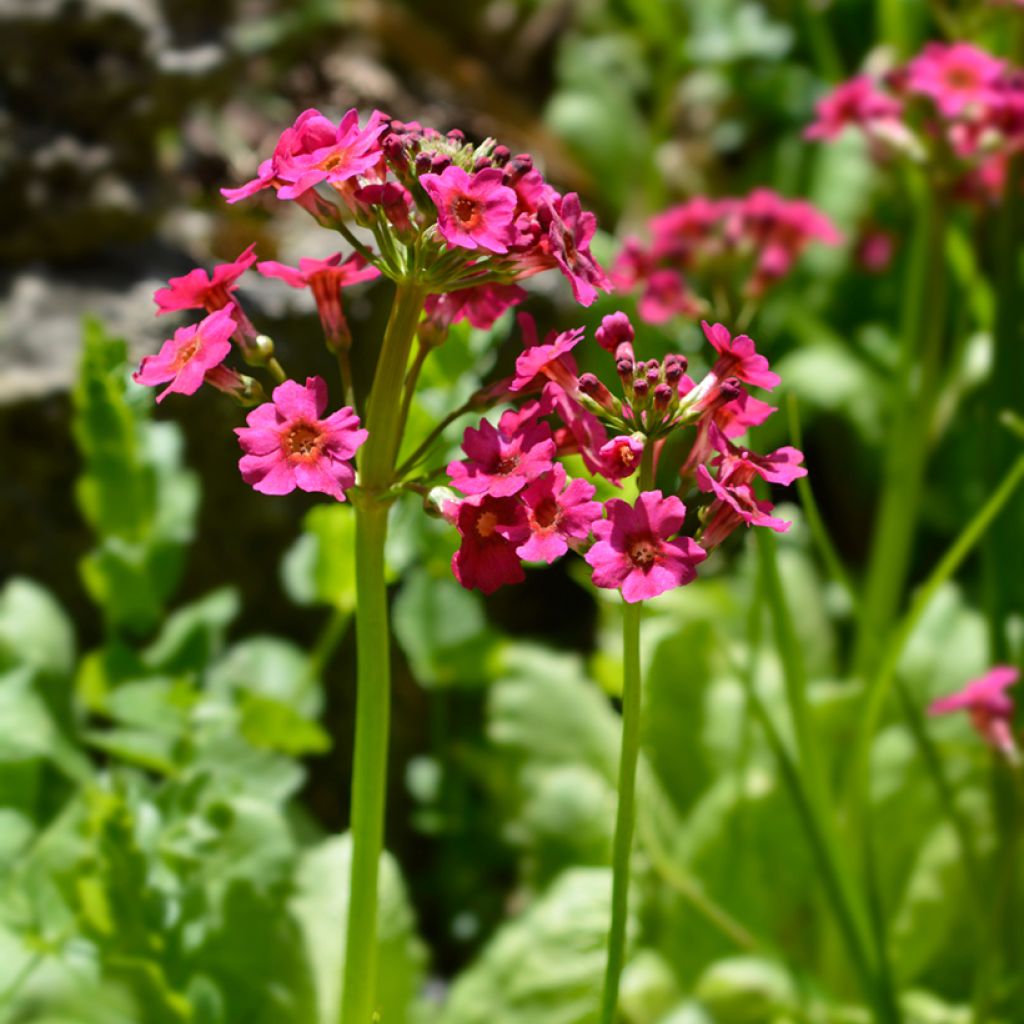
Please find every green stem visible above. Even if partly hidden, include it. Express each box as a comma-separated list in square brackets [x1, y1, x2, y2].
[395, 396, 477, 479]
[600, 599, 643, 1024]
[340, 282, 426, 1024]
[853, 182, 949, 678]
[600, 444, 656, 1024]
[266, 356, 287, 385]
[335, 347, 357, 413]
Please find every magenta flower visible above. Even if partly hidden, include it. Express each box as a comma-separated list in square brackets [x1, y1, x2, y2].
[906, 43, 1005, 117]
[638, 270, 702, 325]
[598, 435, 645, 481]
[586, 491, 707, 603]
[929, 666, 1020, 757]
[257, 252, 379, 347]
[133, 306, 236, 403]
[542, 193, 611, 306]
[154, 244, 258, 315]
[420, 166, 518, 253]
[509, 326, 585, 393]
[517, 464, 602, 563]
[804, 76, 903, 141]
[235, 376, 368, 501]
[696, 464, 790, 549]
[450, 495, 528, 594]
[702, 321, 780, 391]
[448, 416, 556, 498]
[709, 424, 807, 486]
[715, 390, 777, 439]
[222, 108, 387, 203]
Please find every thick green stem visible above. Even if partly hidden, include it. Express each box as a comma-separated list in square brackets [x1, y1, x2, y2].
[340, 282, 425, 1024]
[853, 183, 949, 677]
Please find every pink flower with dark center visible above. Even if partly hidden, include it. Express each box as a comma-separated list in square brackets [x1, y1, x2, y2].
[509, 326, 585, 393]
[906, 43, 1005, 117]
[516, 464, 602, 563]
[542, 193, 611, 306]
[702, 321, 780, 390]
[257, 252, 379, 347]
[709, 423, 807, 486]
[586, 491, 706, 603]
[450, 495, 528, 594]
[804, 76, 903, 141]
[424, 283, 527, 330]
[420, 166, 518, 253]
[154, 244, 258, 315]
[235, 376, 367, 501]
[133, 306, 236, 403]
[448, 417, 556, 498]
[929, 665, 1019, 757]
[222, 108, 387, 203]
[715, 390, 777, 438]
[696, 464, 790, 548]
[598, 434, 645, 481]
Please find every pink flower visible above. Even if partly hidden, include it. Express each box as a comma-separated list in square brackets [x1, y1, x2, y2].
[597, 434, 645, 481]
[450, 495, 528, 594]
[857, 229, 896, 273]
[448, 417, 556, 498]
[586, 491, 707, 603]
[257, 252, 379, 347]
[696, 464, 790, 548]
[133, 306, 236, 403]
[638, 270, 701, 325]
[541, 193, 611, 306]
[516, 465, 602, 563]
[420, 166, 518, 253]
[929, 665, 1019, 757]
[594, 311, 635, 355]
[424, 283, 527, 330]
[223, 108, 387, 203]
[906, 43, 1005, 117]
[154, 244, 257, 315]
[509, 326, 585, 393]
[235, 376, 367, 501]
[715, 390, 777, 438]
[804, 76, 903, 141]
[709, 424, 807, 486]
[702, 321, 780, 390]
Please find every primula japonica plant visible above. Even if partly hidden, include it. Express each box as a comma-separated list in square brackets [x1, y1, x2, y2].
[437, 311, 804, 1020]
[134, 100, 808, 1021]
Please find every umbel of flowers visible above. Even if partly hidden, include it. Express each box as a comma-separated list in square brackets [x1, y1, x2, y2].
[440, 312, 804, 600]
[611, 190, 840, 327]
[806, 41, 1024, 200]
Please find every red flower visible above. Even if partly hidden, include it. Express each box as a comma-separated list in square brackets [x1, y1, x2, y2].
[450, 495, 528, 594]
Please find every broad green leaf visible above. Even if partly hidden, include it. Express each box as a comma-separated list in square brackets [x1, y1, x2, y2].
[441, 868, 622, 1024]
[0, 578, 75, 680]
[142, 588, 240, 675]
[693, 957, 797, 1024]
[207, 635, 321, 718]
[281, 503, 358, 610]
[290, 834, 426, 1024]
[238, 693, 330, 756]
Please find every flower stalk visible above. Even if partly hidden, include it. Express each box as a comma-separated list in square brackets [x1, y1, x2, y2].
[341, 281, 426, 1024]
[600, 441, 655, 1024]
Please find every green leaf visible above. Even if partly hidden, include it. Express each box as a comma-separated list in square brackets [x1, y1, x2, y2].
[693, 957, 797, 1024]
[207, 635, 321, 718]
[238, 693, 331, 756]
[290, 835, 426, 1024]
[281, 503, 358, 610]
[441, 869, 621, 1024]
[142, 589, 240, 675]
[0, 578, 75, 679]
[393, 568, 501, 688]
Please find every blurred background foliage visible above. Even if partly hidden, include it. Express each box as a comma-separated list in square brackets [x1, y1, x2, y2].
[1, 0, 1020, 1021]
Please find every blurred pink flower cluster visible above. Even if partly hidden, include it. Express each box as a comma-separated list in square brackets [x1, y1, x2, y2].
[930, 666, 1021, 760]
[611, 190, 840, 325]
[806, 43, 1024, 200]
[442, 313, 805, 600]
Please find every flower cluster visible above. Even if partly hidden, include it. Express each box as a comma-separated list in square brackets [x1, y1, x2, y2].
[806, 43, 1024, 201]
[132, 106, 613, 505]
[223, 108, 609, 328]
[929, 665, 1020, 761]
[441, 312, 805, 600]
[611, 190, 840, 325]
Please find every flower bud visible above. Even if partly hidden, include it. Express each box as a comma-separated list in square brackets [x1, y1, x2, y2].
[430, 153, 452, 173]
[595, 311, 635, 353]
[653, 383, 673, 410]
[474, 156, 493, 171]
[492, 145, 511, 166]
[414, 152, 432, 175]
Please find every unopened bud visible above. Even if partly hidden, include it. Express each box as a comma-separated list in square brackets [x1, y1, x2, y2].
[616, 357, 634, 379]
[446, 129, 465, 144]
[473, 156, 493, 171]
[719, 376, 743, 402]
[414, 152, 432, 175]
[430, 154, 451, 173]
[595, 311, 635, 354]
[632, 377, 649, 399]
[492, 145, 511, 166]
[653, 383, 673, 410]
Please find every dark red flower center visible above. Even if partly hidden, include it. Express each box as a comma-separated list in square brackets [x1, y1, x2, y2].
[285, 422, 323, 457]
[945, 66, 979, 89]
[172, 335, 202, 370]
[627, 535, 659, 568]
[532, 497, 559, 530]
[452, 195, 481, 228]
[495, 453, 520, 475]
